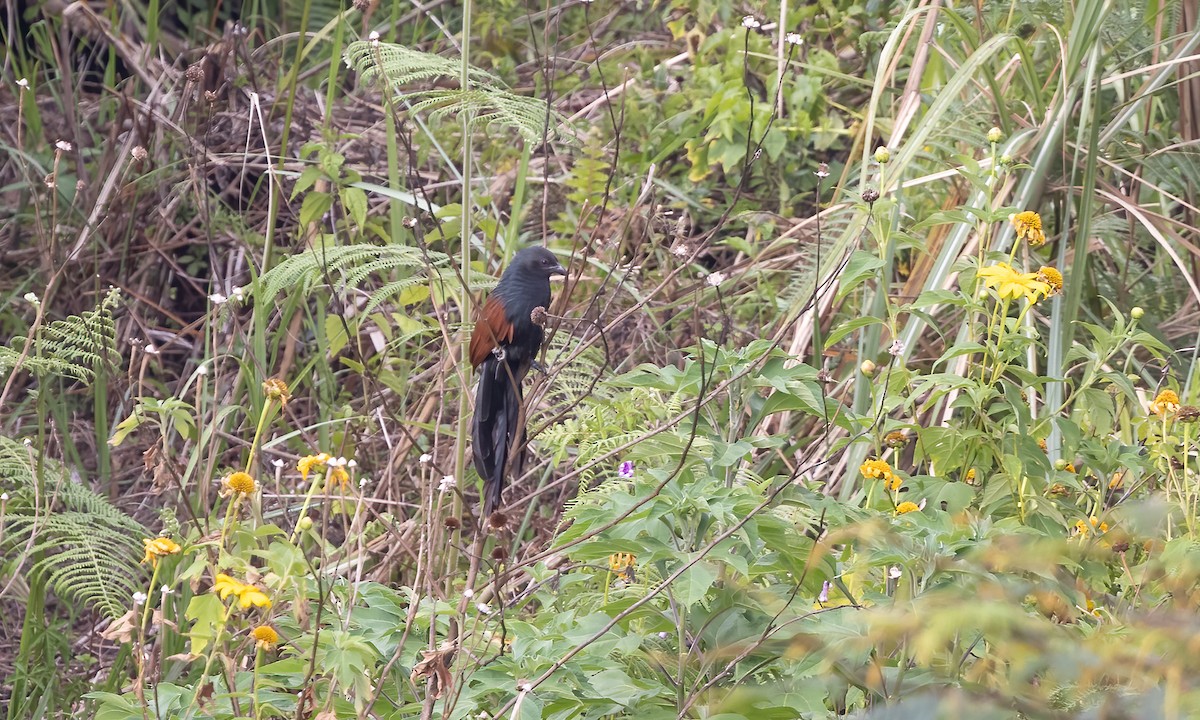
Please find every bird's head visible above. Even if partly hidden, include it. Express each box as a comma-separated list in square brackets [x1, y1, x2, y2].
[509, 247, 567, 280]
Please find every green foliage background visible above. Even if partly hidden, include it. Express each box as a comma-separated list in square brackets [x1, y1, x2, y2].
[2, 0, 1200, 718]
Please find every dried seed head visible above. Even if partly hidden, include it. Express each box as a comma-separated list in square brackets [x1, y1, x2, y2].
[862, 188, 880, 203]
[487, 511, 509, 530]
[443, 516, 462, 530]
[186, 63, 205, 84]
[530, 306, 547, 327]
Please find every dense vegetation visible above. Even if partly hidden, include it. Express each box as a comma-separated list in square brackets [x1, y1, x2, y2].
[3, 0, 1200, 717]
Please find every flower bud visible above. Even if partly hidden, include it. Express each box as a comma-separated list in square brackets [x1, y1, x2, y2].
[860, 359, 877, 377]
[1131, 307, 1144, 320]
[297, 516, 313, 531]
[987, 126, 1003, 144]
[1054, 458, 1068, 471]
[873, 146, 890, 164]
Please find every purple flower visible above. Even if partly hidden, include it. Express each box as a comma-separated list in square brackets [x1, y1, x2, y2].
[618, 461, 635, 479]
[818, 580, 830, 604]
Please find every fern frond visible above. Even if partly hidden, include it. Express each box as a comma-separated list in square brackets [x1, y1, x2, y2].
[345, 41, 567, 144]
[3, 288, 120, 383]
[345, 41, 500, 88]
[0, 435, 147, 619]
[257, 244, 450, 300]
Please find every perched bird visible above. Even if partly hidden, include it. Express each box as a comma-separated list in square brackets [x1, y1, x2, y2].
[469, 246, 567, 515]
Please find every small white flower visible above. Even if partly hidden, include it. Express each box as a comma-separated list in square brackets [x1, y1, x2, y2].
[23, 292, 39, 305]
[419, 453, 432, 464]
[1, 493, 9, 501]
[706, 271, 726, 287]
[55, 140, 72, 152]
[16, 78, 28, 89]
[476, 602, 493, 615]
[671, 244, 690, 259]
[815, 163, 830, 178]
[657, 631, 669, 639]
[438, 475, 456, 492]
[888, 565, 902, 580]
[368, 30, 380, 42]
[144, 344, 159, 355]
[208, 293, 228, 305]
[785, 32, 803, 46]
[160, 585, 175, 596]
[196, 363, 208, 376]
[358, 477, 369, 488]
[741, 15, 761, 28]
[333, 456, 347, 467]
[272, 458, 285, 468]
[133, 591, 148, 606]
[463, 588, 474, 599]
[889, 339, 904, 357]
[347, 459, 357, 468]
[22, 438, 32, 446]
[517, 681, 532, 692]
[231, 286, 245, 301]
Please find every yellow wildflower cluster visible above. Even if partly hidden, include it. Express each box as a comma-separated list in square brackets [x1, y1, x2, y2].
[212, 573, 271, 609]
[895, 501, 920, 514]
[1150, 389, 1181, 417]
[861, 459, 901, 491]
[141, 537, 181, 566]
[297, 452, 350, 487]
[608, 553, 636, 582]
[884, 430, 909, 449]
[1011, 211, 1046, 247]
[1073, 516, 1109, 538]
[977, 262, 1051, 303]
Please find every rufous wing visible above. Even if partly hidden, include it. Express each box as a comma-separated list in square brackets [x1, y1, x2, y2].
[469, 296, 514, 368]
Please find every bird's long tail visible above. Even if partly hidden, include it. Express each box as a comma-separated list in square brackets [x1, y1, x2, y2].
[472, 358, 524, 516]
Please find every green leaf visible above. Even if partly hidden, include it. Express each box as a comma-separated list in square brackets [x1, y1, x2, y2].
[185, 593, 226, 657]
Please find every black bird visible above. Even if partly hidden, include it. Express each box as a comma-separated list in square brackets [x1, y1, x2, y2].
[469, 247, 567, 515]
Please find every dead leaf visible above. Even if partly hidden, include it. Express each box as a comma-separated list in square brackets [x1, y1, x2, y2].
[410, 641, 457, 700]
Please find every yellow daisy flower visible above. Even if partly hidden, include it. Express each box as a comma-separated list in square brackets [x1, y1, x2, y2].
[1037, 266, 1063, 295]
[251, 625, 280, 650]
[860, 459, 901, 491]
[297, 453, 331, 481]
[141, 537, 181, 566]
[1011, 211, 1046, 247]
[212, 573, 272, 610]
[1150, 389, 1181, 417]
[262, 377, 291, 405]
[608, 552, 637, 581]
[977, 262, 1051, 303]
[895, 501, 920, 514]
[224, 471, 257, 495]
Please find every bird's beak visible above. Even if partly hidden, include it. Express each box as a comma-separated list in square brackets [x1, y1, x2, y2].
[550, 263, 568, 279]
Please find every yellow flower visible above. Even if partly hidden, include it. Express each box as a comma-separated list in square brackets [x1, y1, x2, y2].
[1063, 463, 1076, 474]
[212, 573, 245, 601]
[1038, 438, 1048, 453]
[224, 471, 257, 496]
[608, 552, 636, 581]
[212, 573, 272, 610]
[884, 430, 909, 449]
[861, 459, 902, 491]
[1073, 516, 1109, 538]
[976, 262, 1051, 303]
[251, 625, 280, 649]
[1037, 266, 1063, 295]
[1108, 472, 1124, 490]
[895, 501, 920, 514]
[141, 537, 181, 566]
[262, 377, 291, 405]
[1150, 389, 1181, 417]
[1011, 211, 1046, 247]
[964, 468, 977, 484]
[297, 453, 331, 481]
